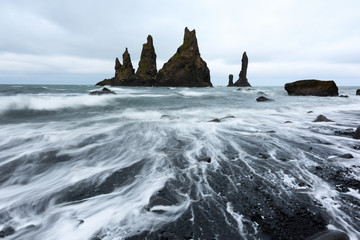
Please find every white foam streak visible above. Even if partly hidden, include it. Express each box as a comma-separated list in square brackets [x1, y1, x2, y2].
[0, 94, 114, 113]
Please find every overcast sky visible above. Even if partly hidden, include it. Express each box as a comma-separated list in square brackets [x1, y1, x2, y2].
[0, 0, 359, 86]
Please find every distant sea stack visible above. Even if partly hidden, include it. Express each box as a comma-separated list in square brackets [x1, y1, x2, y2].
[96, 36, 156, 86]
[284, 80, 339, 96]
[155, 27, 212, 87]
[228, 52, 251, 87]
[96, 28, 212, 87]
[227, 74, 234, 86]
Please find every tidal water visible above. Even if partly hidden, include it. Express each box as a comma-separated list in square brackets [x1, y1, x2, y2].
[0, 84, 359, 240]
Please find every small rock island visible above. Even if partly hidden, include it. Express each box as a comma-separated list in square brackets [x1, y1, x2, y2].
[96, 27, 212, 87]
[228, 52, 251, 87]
[284, 79, 339, 96]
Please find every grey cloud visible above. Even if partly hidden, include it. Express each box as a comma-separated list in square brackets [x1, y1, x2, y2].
[0, 0, 359, 85]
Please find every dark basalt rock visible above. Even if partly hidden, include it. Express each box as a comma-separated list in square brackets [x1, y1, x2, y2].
[155, 28, 212, 87]
[0, 226, 15, 238]
[96, 48, 136, 86]
[208, 118, 221, 122]
[227, 74, 234, 86]
[160, 115, 178, 120]
[233, 52, 251, 87]
[135, 35, 157, 85]
[199, 157, 211, 163]
[89, 87, 116, 95]
[334, 128, 355, 137]
[284, 79, 339, 96]
[339, 153, 354, 159]
[208, 116, 235, 122]
[356, 89, 360, 95]
[313, 115, 334, 122]
[306, 230, 350, 240]
[256, 96, 273, 102]
[97, 36, 157, 86]
[354, 126, 360, 139]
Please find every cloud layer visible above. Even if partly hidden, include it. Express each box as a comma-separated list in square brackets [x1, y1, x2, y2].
[1, 0, 359, 85]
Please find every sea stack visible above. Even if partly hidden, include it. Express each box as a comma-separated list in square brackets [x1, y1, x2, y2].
[233, 52, 251, 87]
[284, 80, 339, 96]
[135, 35, 157, 86]
[96, 36, 157, 86]
[155, 27, 212, 87]
[96, 48, 136, 86]
[227, 74, 234, 86]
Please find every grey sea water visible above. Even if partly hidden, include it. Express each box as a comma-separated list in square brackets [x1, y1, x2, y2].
[0, 84, 359, 240]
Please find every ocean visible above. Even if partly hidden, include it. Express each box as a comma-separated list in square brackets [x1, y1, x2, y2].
[0, 84, 359, 240]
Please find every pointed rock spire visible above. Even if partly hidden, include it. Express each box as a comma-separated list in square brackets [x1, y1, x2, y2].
[115, 57, 121, 70]
[114, 57, 122, 78]
[136, 35, 157, 81]
[122, 48, 134, 70]
[156, 27, 212, 87]
[234, 52, 251, 87]
[177, 27, 199, 55]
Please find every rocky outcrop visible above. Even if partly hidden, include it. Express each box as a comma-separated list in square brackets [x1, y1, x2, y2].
[135, 35, 157, 86]
[313, 115, 333, 122]
[284, 80, 338, 96]
[227, 74, 234, 86]
[356, 89, 360, 95]
[233, 52, 251, 87]
[256, 96, 273, 102]
[89, 87, 116, 95]
[155, 27, 212, 87]
[96, 36, 157, 86]
[97, 29, 212, 87]
[96, 48, 136, 86]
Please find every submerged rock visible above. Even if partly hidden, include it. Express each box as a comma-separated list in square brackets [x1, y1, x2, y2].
[208, 116, 235, 122]
[313, 115, 334, 122]
[233, 52, 251, 87]
[209, 118, 221, 122]
[155, 27, 212, 87]
[199, 157, 211, 163]
[339, 153, 354, 159]
[256, 96, 274, 102]
[284, 80, 339, 96]
[354, 126, 360, 139]
[305, 229, 350, 240]
[89, 87, 116, 95]
[0, 226, 15, 238]
[160, 115, 178, 120]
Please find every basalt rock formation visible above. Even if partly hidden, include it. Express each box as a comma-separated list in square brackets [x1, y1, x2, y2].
[227, 74, 234, 86]
[135, 35, 157, 85]
[285, 80, 339, 96]
[96, 28, 212, 87]
[155, 28, 212, 87]
[89, 87, 116, 95]
[96, 36, 156, 86]
[96, 48, 136, 86]
[228, 52, 251, 87]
